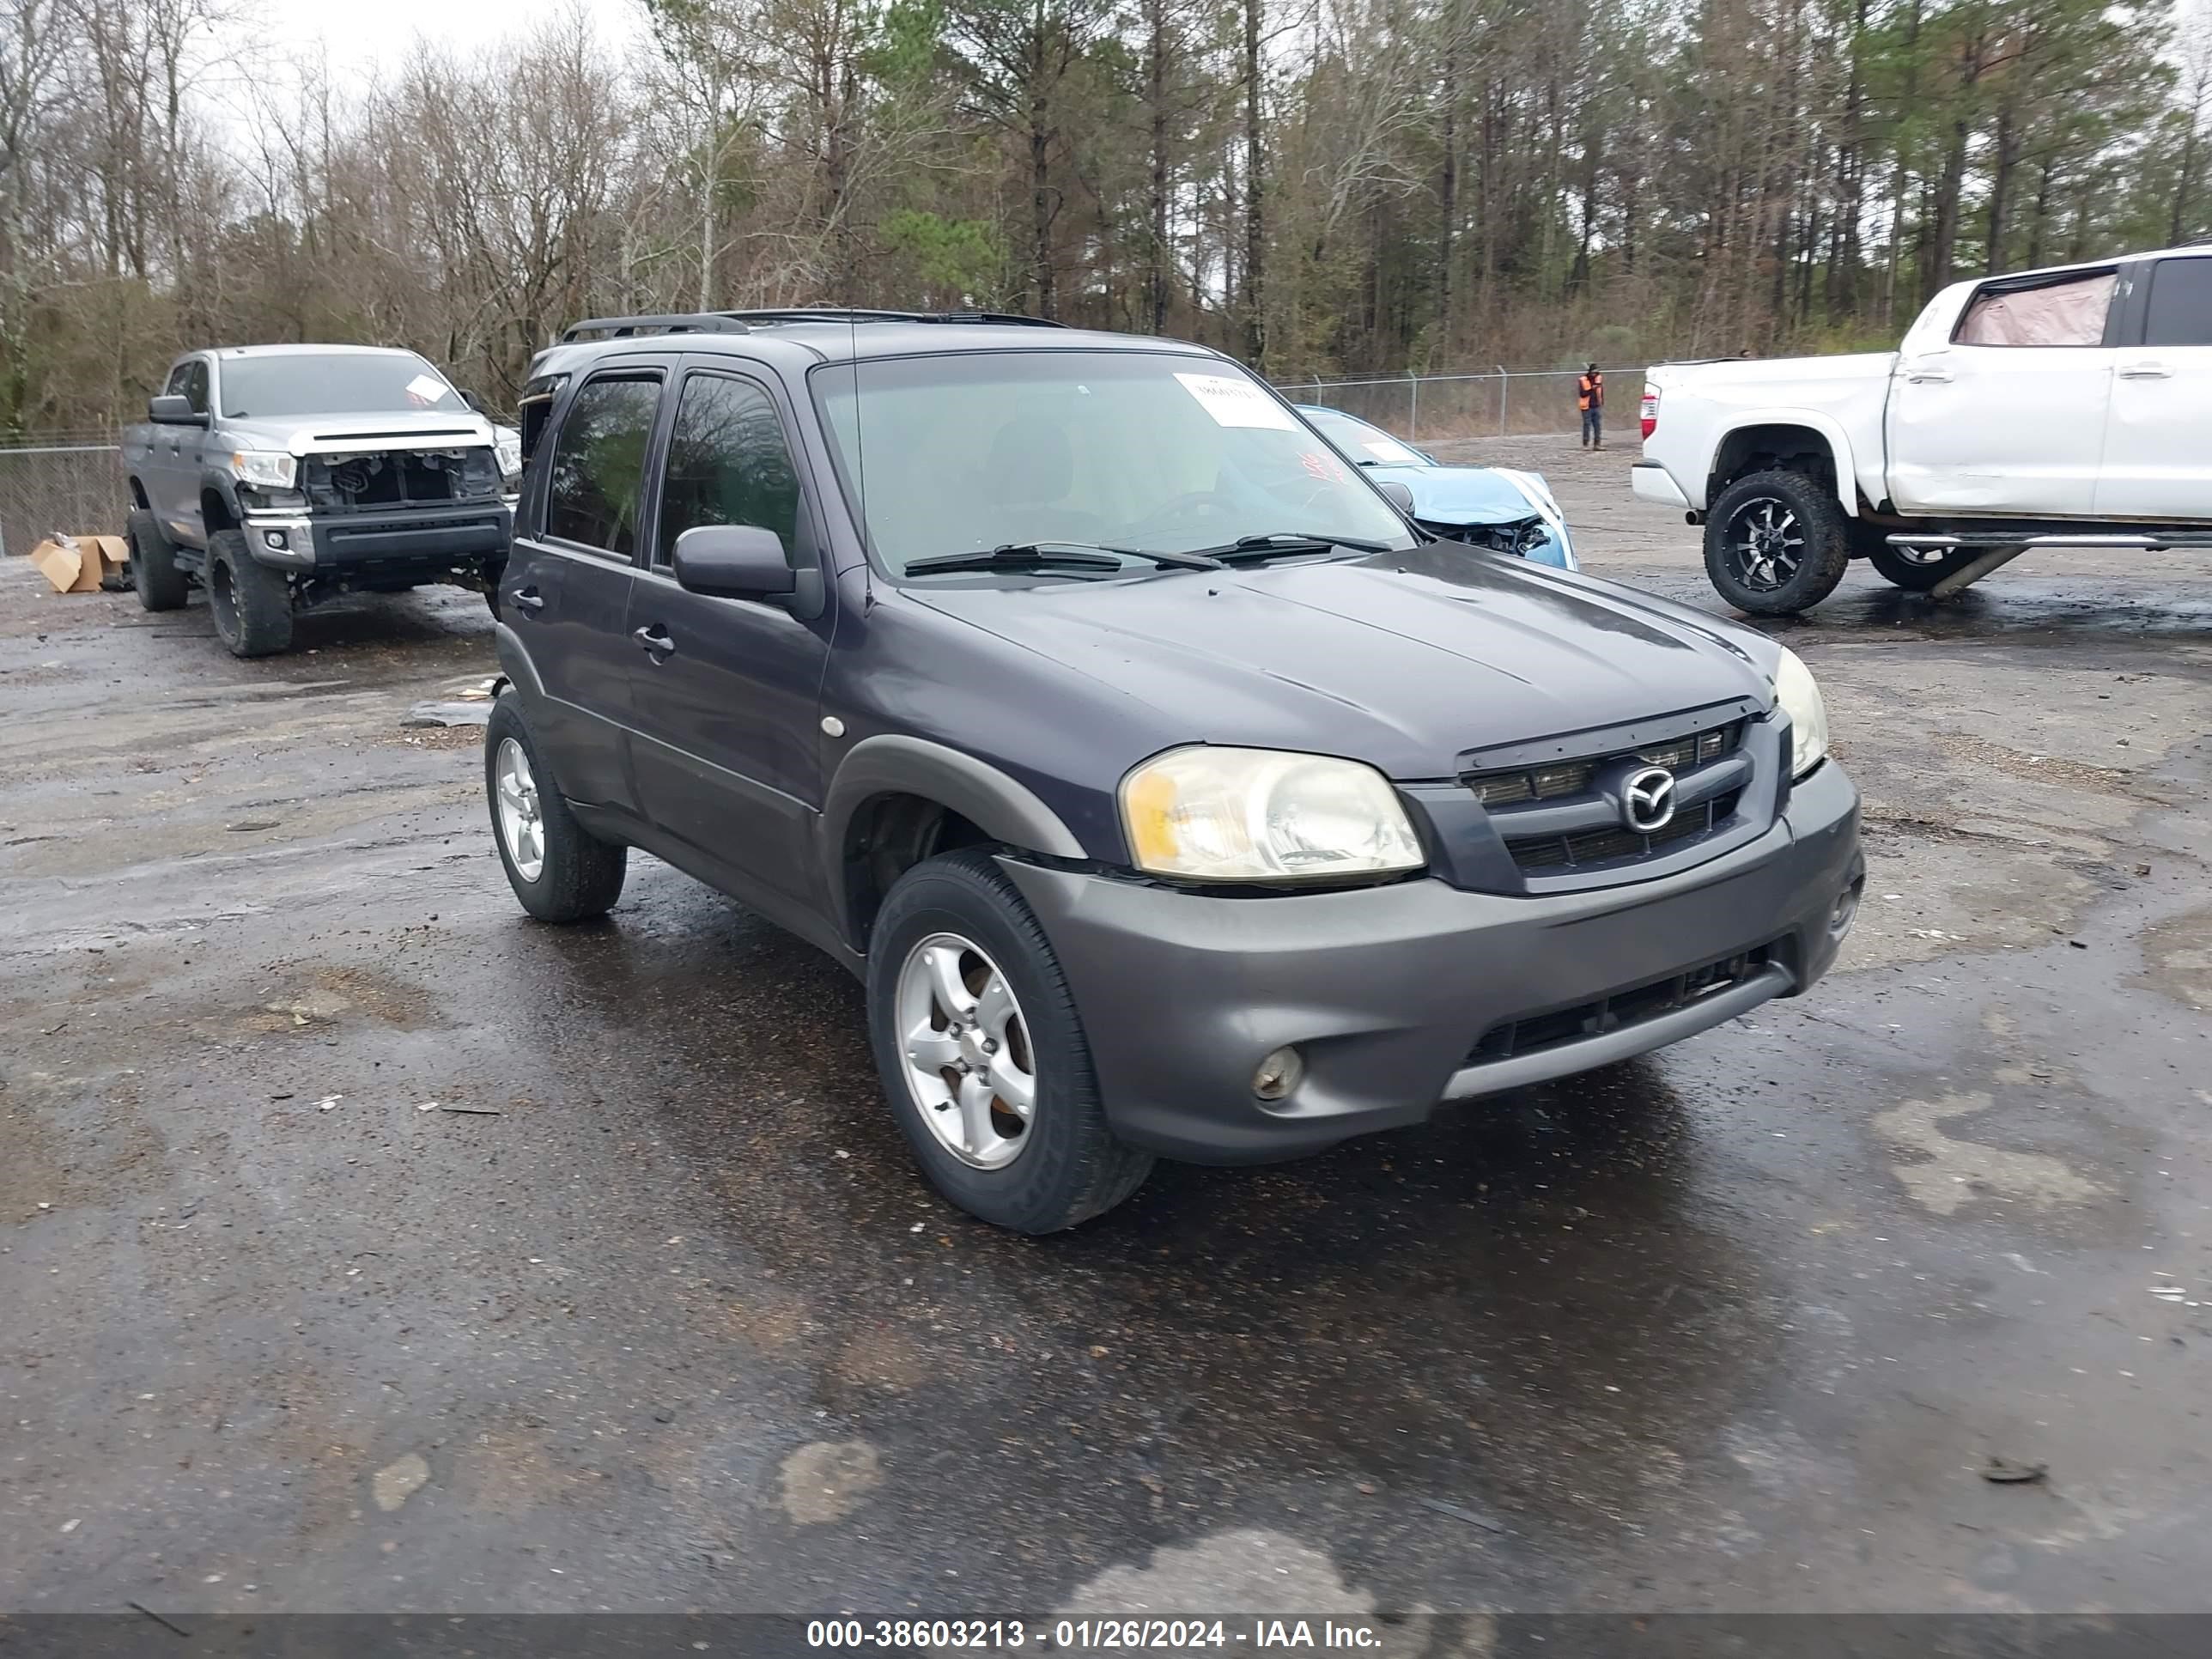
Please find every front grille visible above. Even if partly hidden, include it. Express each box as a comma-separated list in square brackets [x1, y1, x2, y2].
[1465, 943, 1776, 1066]
[1418, 515, 1547, 556]
[1508, 790, 1741, 871]
[304, 448, 502, 514]
[1469, 721, 1740, 806]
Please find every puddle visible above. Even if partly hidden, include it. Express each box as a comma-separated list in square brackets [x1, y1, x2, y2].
[404, 675, 500, 728]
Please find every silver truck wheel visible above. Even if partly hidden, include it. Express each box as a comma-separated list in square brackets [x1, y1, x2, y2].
[483, 697, 627, 923]
[865, 851, 1153, 1232]
[493, 738, 546, 881]
[895, 932, 1038, 1170]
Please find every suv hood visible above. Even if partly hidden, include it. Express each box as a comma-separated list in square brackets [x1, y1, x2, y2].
[220, 410, 499, 457]
[908, 546, 1777, 780]
[1366, 463, 1545, 526]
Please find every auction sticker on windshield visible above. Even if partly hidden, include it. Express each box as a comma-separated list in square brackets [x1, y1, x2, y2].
[1175, 371, 1297, 430]
[404, 374, 448, 405]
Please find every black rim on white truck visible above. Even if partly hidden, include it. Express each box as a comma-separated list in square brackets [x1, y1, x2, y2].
[1703, 470, 1852, 616]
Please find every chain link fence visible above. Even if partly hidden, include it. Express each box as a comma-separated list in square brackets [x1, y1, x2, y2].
[1273, 366, 1644, 445]
[0, 439, 130, 559]
[0, 366, 1638, 562]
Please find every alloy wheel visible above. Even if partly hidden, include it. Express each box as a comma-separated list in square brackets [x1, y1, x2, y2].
[1726, 498, 1805, 592]
[895, 932, 1037, 1169]
[493, 737, 546, 881]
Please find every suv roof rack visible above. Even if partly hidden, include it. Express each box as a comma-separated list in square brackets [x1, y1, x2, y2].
[722, 307, 1069, 330]
[559, 313, 753, 343]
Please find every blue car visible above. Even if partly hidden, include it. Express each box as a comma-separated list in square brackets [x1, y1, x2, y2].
[1296, 404, 1577, 570]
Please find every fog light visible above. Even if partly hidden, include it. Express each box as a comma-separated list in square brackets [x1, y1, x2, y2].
[263, 529, 289, 550]
[1830, 878, 1863, 937]
[1252, 1046, 1304, 1102]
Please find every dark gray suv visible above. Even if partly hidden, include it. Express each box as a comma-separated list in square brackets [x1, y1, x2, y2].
[487, 309, 1863, 1232]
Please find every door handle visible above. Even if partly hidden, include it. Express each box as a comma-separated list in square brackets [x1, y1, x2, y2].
[508, 586, 545, 614]
[633, 624, 676, 658]
[1905, 364, 1954, 384]
[2118, 362, 2173, 380]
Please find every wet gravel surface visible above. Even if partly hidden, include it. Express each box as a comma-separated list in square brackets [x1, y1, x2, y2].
[3, 452, 2210, 1618]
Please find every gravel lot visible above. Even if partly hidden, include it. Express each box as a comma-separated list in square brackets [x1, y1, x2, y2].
[3, 441, 2209, 1621]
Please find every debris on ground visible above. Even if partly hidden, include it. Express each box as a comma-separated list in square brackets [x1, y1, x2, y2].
[1982, 1455, 2048, 1485]
[404, 678, 501, 728]
[126, 1601, 190, 1638]
[30, 533, 129, 593]
[371, 1451, 431, 1512]
[1413, 1495, 1511, 1533]
[402, 702, 492, 729]
[437, 1103, 501, 1115]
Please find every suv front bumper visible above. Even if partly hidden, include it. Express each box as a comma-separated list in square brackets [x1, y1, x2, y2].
[1001, 760, 1861, 1164]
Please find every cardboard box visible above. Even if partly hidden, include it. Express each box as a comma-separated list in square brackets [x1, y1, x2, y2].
[29, 532, 130, 593]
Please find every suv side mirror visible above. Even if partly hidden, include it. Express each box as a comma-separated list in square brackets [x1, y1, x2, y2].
[672, 524, 796, 599]
[462, 390, 487, 415]
[149, 394, 207, 426]
[1377, 479, 1416, 514]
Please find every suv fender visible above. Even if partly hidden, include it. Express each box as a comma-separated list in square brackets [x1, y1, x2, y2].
[823, 735, 1086, 946]
[493, 621, 549, 704]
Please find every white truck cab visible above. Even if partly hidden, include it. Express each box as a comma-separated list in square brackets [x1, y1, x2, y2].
[1637, 246, 2212, 613]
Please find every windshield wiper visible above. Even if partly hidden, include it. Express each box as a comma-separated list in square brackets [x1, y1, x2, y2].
[904, 541, 1222, 577]
[1187, 530, 1396, 565]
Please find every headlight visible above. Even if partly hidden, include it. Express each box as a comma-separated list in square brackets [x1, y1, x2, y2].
[229, 450, 296, 489]
[1121, 746, 1425, 882]
[1773, 647, 1829, 778]
[494, 433, 522, 479]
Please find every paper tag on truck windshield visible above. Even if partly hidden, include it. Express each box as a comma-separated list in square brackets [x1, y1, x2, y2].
[404, 374, 448, 406]
[1175, 372, 1297, 430]
[1362, 438, 1420, 464]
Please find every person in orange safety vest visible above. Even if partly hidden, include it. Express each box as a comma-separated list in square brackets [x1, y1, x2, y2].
[1577, 363, 1604, 450]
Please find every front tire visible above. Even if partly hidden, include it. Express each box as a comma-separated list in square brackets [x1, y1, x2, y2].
[866, 850, 1153, 1233]
[1866, 542, 1997, 592]
[206, 530, 295, 656]
[1705, 469, 1851, 616]
[127, 507, 188, 611]
[485, 697, 627, 922]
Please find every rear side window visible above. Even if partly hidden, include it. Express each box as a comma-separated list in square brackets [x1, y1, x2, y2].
[654, 373, 802, 567]
[2142, 258, 2212, 347]
[546, 374, 661, 556]
[1954, 270, 2115, 347]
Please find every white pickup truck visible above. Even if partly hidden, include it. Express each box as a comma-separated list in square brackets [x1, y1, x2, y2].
[1634, 244, 2212, 614]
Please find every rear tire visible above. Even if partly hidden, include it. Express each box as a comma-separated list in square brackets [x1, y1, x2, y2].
[1704, 469, 1852, 617]
[485, 696, 627, 922]
[866, 850, 1154, 1233]
[1866, 542, 1998, 592]
[206, 530, 295, 656]
[127, 507, 188, 611]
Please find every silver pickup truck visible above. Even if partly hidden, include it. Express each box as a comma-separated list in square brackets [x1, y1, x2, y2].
[122, 344, 518, 656]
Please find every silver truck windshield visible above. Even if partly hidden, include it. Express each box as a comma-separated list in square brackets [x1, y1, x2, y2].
[219, 354, 467, 419]
[813, 349, 1413, 576]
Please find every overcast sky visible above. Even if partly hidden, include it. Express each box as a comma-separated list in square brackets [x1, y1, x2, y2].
[258, 0, 645, 79]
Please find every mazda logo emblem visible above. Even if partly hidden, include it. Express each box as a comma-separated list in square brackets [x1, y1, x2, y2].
[1622, 765, 1677, 832]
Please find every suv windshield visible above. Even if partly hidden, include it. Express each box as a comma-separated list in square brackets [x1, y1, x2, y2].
[219, 353, 468, 419]
[813, 350, 1413, 576]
